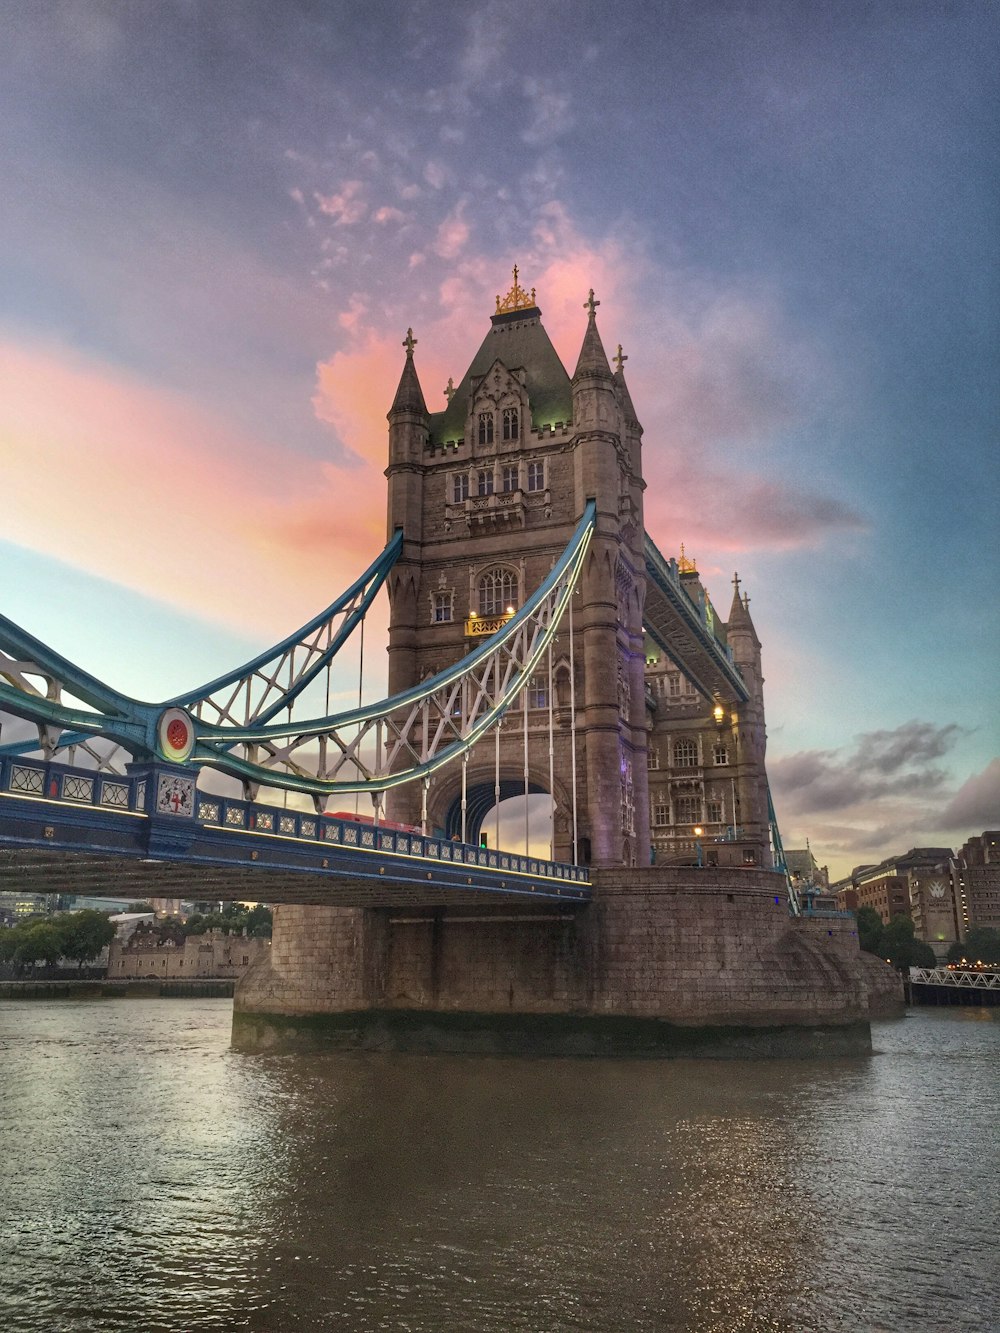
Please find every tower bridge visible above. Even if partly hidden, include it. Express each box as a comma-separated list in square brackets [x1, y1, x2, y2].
[0, 271, 892, 1054]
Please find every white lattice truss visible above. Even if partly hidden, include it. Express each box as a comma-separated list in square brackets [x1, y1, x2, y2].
[194, 507, 594, 798]
[909, 967, 1000, 990]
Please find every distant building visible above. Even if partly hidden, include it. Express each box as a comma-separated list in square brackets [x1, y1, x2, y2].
[833, 848, 959, 959]
[0, 891, 52, 924]
[950, 831, 1000, 937]
[785, 847, 830, 891]
[108, 926, 269, 980]
[108, 912, 156, 941]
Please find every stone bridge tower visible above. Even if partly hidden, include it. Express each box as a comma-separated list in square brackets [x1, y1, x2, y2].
[384, 271, 650, 867]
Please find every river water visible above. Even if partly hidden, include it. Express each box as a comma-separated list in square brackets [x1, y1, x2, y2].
[0, 1001, 995, 1333]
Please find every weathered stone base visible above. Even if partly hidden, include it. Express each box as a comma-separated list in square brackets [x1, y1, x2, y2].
[231, 1006, 873, 1058]
[233, 867, 901, 1057]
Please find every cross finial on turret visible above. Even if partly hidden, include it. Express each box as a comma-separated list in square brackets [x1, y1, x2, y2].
[613, 343, 627, 372]
[732, 571, 741, 595]
[443, 376, 455, 402]
[743, 592, 751, 611]
[584, 288, 600, 317]
[402, 327, 417, 357]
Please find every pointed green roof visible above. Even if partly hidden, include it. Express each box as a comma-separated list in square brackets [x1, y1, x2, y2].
[428, 307, 573, 444]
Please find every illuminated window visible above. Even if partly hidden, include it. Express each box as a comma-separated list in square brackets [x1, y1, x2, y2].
[527, 460, 545, 492]
[502, 407, 519, 440]
[452, 473, 469, 503]
[712, 744, 728, 766]
[673, 740, 697, 768]
[477, 469, 494, 497]
[478, 412, 494, 445]
[502, 464, 519, 492]
[433, 593, 453, 623]
[478, 567, 518, 617]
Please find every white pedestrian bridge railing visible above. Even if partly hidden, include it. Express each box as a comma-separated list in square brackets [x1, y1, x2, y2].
[908, 967, 1000, 990]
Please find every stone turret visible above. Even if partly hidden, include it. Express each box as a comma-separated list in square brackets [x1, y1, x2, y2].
[385, 329, 429, 725]
[386, 328, 429, 541]
[726, 574, 769, 859]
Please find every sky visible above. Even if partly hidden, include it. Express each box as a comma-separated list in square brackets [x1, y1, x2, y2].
[1, 0, 997, 879]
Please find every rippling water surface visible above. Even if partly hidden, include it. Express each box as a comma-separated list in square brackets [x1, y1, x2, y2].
[0, 1000, 996, 1332]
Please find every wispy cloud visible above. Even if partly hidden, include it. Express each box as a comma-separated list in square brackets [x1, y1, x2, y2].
[771, 721, 966, 816]
[315, 181, 367, 225]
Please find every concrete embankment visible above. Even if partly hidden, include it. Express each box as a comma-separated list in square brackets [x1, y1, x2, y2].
[0, 979, 234, 999]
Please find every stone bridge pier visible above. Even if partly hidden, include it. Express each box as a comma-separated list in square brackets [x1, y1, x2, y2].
[232, 867, 899, 1056]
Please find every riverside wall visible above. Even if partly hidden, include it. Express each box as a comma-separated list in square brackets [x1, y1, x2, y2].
[233, 867, 899, 1056]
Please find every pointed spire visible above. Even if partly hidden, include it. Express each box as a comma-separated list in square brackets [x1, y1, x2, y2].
[613, 344, 641, 430]
[389, 327, 427, 417]
[573, 288, 613, 380]
[727, 571, 759, 643]
[728, 571, 749, 623]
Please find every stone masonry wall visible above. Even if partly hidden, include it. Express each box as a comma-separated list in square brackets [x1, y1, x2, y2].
[109, 928, 269, 981]
[585, 867, 871, 1027]
[383, 912, 583, 1013]
[236, 905, 384, 1017]
[235, 868, 883, 1037]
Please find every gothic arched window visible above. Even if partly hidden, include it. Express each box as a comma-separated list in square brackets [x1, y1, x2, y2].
[502, 407, 519, 440]
[673, 739, 697, 768]
[478, 567, 518, 617]
[478, 412, 494, 445]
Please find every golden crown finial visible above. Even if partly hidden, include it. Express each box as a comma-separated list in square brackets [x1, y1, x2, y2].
[677, 542, 697, 573]
[496, 264, 536, 314]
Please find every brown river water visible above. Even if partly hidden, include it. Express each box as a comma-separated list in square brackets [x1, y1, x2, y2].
[0, 999, 996, 1333]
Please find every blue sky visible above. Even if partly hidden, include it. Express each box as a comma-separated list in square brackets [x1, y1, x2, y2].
[1, 0, 997, 876]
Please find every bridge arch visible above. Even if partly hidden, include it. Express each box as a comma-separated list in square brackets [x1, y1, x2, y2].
[426, 760, 573, 857]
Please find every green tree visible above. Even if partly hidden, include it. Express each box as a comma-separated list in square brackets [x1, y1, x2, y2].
[947, 926, 1000, 967]
[59, 910, 116, 968]
[13, 921, 64, 968]
[880, 915, 936, 972]
[245, 904, 273, 937]
[855, 906, 884, 956]
[125, 902, 155, 914]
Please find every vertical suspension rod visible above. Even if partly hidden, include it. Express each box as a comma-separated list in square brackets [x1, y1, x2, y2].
[523, 658, 530, 856]
[569, 588, 579, 865]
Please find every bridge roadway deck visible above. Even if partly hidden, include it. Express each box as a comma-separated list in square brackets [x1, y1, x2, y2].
[0, 757, 589, 909]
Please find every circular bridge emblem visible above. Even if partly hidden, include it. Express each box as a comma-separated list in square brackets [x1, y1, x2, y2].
[157, 707, 196, 763]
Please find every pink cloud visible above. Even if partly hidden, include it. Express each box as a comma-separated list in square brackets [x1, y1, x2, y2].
[0, 338, 384, 635]
[311, 201, 861, 557]
[314, 181, 367, 225]
[433, 202, 471, 260]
